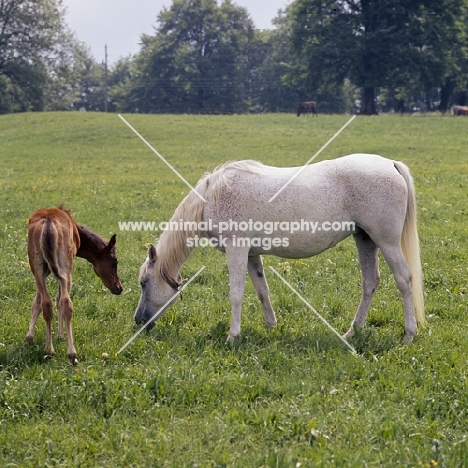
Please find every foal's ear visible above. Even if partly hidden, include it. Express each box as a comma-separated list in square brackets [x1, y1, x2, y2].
[148, 244, 157, 264]
[108, 234, 117, 248]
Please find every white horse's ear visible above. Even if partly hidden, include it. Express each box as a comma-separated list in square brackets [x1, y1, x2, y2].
[148, 244, 157, 263]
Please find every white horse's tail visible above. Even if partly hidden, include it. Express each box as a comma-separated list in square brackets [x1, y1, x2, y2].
[394, 161, 425, 326]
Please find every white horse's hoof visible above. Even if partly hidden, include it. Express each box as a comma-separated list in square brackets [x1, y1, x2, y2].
[401, 334, 415, 345]
[226, 333, 240, 344]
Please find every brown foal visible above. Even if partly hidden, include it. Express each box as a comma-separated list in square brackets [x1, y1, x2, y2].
[26, 207, 122, 364]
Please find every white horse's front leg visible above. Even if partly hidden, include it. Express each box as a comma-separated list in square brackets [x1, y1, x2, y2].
[247, 256, 277, 329]
[225, 245, 250, 343]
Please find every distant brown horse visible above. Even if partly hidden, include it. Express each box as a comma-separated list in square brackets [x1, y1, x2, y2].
[452, 105, 468, 115]
[297, 101, 317, 117]
[26, 207, 122, 364]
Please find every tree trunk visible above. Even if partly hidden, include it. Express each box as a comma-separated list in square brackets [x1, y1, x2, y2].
[394, 98, 405, 114]
[197, 87, 205, 111]
[438, 79, 454, 113]
[359, 87, 378, 115]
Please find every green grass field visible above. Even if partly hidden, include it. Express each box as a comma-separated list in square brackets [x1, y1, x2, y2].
[0, 112, 467, 467]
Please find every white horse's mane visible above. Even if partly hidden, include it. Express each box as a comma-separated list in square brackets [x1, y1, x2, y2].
[156, 160, 264, 280]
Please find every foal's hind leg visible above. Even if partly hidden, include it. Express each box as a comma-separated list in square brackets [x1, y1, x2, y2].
[247, 256, 277, 329]
[344, 232, 380, 340]
[26, 276, 55, 356]
[57, 276, 78, 364]
[56, 285, 64, 341]
[26, 291, 43, 344]
[379, 244, 417, 344]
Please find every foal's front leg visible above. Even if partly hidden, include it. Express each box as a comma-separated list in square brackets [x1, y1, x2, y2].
[225, 245, 250, 343]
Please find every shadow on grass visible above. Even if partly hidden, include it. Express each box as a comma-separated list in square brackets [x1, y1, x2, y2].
[0, 339, 57, 370]
[2, 318, 402, 370]
[138, 317, 401, 359]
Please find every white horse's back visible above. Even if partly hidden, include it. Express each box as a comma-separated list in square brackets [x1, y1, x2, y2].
[202, 154, 408, 257]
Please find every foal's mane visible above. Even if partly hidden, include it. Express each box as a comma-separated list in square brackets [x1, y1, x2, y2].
[156, 160, 264, 280]
[56, 207, 107, 250]
[77, 224, 108, 250]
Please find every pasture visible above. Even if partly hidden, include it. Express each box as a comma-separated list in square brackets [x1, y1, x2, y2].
[0, 111, 467, 467]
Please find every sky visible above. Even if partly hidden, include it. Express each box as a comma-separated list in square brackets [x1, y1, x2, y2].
[63, 0, 290, 64]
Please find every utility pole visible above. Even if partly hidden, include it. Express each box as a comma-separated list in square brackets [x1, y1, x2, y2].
[104, 45, 108, 112]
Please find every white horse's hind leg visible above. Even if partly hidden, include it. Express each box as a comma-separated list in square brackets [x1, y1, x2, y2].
[344, 232, 380, 339]
[247, 256, 277, 329]
[225, 245, 250, 342]
[379, 244, 417, 344]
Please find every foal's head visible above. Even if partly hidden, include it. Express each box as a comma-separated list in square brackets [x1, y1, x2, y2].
[92, 234, 123, 295]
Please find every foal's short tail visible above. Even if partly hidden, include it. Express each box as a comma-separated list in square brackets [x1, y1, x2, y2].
[394, 161, 425, 326]
[39, 219, 63, 280]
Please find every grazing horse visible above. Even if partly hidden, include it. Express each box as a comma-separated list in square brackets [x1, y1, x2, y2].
[452, 105, 468, 115]
[134, 154, 425, 346]
[26, 207, 122, 364]
[297, 101, 317, 117]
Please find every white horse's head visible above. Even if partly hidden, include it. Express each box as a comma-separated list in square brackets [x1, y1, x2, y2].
[133, 244, 181, 330]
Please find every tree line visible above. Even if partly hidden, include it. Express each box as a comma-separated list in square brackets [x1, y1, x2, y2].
[2, 0, 468, 115]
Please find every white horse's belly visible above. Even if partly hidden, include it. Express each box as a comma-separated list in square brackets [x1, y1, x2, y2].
[248, 229, 354, 258]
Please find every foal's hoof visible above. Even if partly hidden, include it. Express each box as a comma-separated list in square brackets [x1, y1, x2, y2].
[24, 336, 33, 347]
[68, 354, 78, 366]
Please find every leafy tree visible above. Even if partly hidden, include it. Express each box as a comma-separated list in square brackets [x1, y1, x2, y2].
[249, 13, 307, 112]
[123, 0, 257, 113]
[107, 56, 135, 112]
[262, 7, 355, 114]
[287, 0, 467, 114]
[0, 0, 72, 112]
[69, 45, 107, 112]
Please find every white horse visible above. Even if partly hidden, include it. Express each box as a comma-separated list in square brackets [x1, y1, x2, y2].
[134, 154, 425, 345]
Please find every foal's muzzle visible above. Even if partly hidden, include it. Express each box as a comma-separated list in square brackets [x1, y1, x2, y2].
[112, 283, 123, 295]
